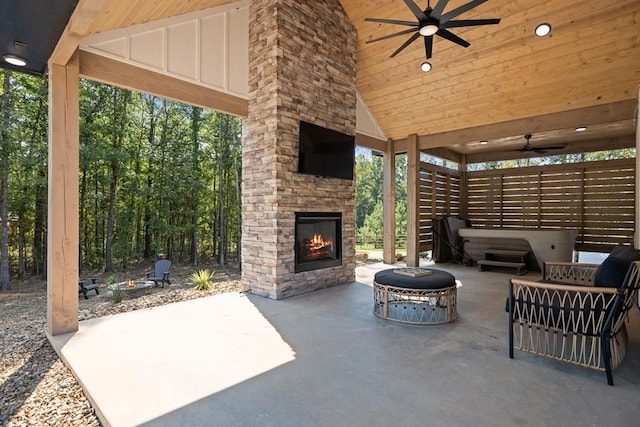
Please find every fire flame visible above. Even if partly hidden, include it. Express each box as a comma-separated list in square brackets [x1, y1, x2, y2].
[310, 233, 333, 252]
[300, 233, 334, 261]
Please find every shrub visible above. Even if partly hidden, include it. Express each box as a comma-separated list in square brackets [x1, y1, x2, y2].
[110, 287, 126, 304]
[190, 269, 215, 291]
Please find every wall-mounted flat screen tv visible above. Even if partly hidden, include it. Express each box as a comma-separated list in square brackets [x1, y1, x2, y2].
[297, 120, 355, 180]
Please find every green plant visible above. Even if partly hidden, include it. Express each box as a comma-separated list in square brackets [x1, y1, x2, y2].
[110, 287, 126, 304]
[104, 275, 118, 285]
[190, 269, 215, 291]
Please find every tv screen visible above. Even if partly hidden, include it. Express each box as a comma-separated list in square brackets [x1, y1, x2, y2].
[298, 121, 355, 180]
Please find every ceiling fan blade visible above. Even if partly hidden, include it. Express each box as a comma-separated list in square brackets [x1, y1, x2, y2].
[441, 18, 500, 29]
[424, 35, 433, 59]
[366, 28, 418, 44]
[430, 0, 449, 20]
[440, 0, 488, 24]
[402, 0, 429, 21]
[365, 17, 419, 27]
[390, 32, 421, 57]
[518, 144, 566, 153]
[437, 29, 470, 48]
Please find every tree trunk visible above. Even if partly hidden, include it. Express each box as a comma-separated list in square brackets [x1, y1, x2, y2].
[0, 70, 12, 290]
[190, 106, 201, 266]
[105, 87, 130, 272]
[33, 169, 46, 276]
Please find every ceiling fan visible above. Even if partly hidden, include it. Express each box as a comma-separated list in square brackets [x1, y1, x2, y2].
[365, 0, 500, 64]
[518, 134, 566, 154]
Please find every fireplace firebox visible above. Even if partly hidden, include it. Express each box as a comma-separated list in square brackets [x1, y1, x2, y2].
[295, 212, 342, 273]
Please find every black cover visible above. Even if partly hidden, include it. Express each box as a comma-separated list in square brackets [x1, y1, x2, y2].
[594, 245, 640, 288]
[374, 268, 456, 289]
[431, 216, 471, 263]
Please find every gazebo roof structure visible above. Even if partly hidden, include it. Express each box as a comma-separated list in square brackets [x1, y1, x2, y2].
[0, 0, 638, 331]
[1, 0, 638, 158]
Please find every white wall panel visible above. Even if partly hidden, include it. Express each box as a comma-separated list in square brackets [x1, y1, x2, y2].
[80, 1, 249, 99]
[91, 38, 127, 59]
[167, 21, 197, 79]
[130, 29, 164, 69]
[227, 7, 248, 95]
[200, 14, 226, 89]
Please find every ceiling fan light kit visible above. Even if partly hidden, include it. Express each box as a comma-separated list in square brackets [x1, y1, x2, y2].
[365, 0, 501, 71]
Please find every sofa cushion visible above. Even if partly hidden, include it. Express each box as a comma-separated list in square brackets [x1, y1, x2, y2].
[593, 245, 640, 288]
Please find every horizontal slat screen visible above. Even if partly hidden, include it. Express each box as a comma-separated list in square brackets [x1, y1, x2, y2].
[465, 159, 635, 252]
[419, 162, 461, 251]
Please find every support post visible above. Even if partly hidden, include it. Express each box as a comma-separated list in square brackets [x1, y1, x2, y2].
[406, 134, 420, 266]
[383, 139, 396, 264]
[47, 51, 80, 336]
[459, 155, 468, 219]
[634, 87, 640, 308]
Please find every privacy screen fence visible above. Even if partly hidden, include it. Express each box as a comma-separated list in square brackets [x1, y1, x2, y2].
[419, 162, 462, 251]
[419, 158, 635, 253]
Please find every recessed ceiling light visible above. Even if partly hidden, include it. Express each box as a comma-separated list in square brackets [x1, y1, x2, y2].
[480, 140, 489, 145]
[575, 126, 587, 132]
[535, 23, 552, 37]
[3, 54, 27, 67]
[420, 61, 432, 73]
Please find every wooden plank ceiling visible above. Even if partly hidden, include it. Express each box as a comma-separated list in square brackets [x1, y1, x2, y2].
[80, 0, 639, 158]
[342, 0, 639, 158]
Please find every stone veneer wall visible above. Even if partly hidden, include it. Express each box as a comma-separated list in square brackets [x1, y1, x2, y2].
[242, 0, 357, 299]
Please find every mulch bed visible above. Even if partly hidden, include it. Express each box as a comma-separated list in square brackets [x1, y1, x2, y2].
[0, 265, 242, 426]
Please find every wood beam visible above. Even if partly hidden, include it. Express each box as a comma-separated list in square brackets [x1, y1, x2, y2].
[49, 0, 107, 66]
[79, 51, 248, 117]
[47, 51, 80, 336]
[355, 133, 386, 152]
[459, 155, 468, 219]
[423, 147, 463, 164]
[406, 134, 420, 267]
[390, 100, 637, 153]
[636, 93, 640, 249]
[383, 139, 396, 264]
[466, 135, 636, 164]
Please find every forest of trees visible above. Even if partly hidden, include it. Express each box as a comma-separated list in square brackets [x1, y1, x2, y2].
[355, 152, 407, 249]
[0, 70, 634, 291]
[0, 70, 242, 290]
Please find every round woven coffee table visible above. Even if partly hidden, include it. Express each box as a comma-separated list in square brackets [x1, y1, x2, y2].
[373, 268, 457, 325]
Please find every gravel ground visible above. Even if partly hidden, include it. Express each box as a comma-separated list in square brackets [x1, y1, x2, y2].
[0, 266, 242, 426]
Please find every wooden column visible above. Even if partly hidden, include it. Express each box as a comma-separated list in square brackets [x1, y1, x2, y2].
[459, 155, 468, 219]
[383, 139, 396, 264]
[635, 90, 640, 249]
[406, 134, 420, 267]
[47, 51, 80, 336]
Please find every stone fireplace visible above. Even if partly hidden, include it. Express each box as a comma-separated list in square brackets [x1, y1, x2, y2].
[295, 213, 342, 273]
[242, 0, 356, 299]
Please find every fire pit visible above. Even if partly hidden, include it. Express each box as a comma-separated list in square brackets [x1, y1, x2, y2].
[108, 280, 155, 292]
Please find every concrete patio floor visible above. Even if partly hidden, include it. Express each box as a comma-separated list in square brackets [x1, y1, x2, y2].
[50, 261, 640, 427]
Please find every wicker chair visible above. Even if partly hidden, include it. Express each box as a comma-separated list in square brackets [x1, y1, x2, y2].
[508, 247, 640, 386]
